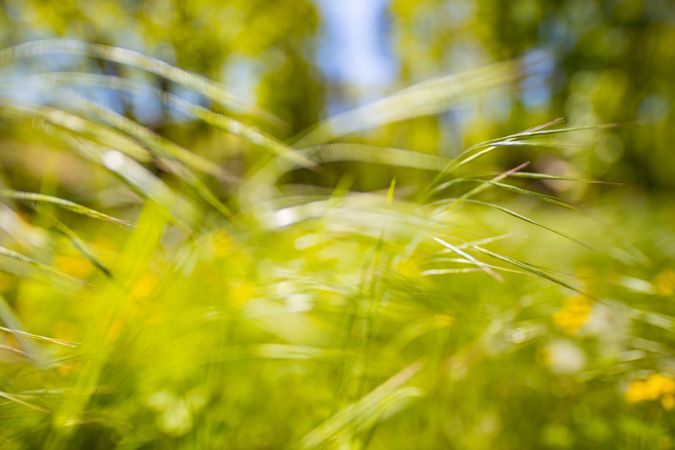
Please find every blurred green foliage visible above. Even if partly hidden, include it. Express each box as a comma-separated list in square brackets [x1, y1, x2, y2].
[0, 1, 673, 449]
[2, 0, 673, 188]
[0, 0, 324, 135]
[390, 0, 675, 189]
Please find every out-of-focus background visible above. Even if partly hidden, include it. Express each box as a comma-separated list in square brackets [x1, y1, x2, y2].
[1, 0, 673, 189]
[0, 2, 674, 449]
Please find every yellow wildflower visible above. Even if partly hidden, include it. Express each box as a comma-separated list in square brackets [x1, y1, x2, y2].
[553, 296, 593, 335]
[53, 255, 92, 279]
[653, 269, 675, 296]
[625, 373, 675, 409]
[625, 380, 647, 403]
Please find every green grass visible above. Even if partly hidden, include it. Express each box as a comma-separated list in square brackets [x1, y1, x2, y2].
[0, 39, 672, 449]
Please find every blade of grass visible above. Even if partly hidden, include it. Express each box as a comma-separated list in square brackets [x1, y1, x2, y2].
[0, 190, 130, 227]
[431, 237, 502, 281]
[0, 39, 282, 126]
[47, 217, 113, 278]
[0, 103, 151, 163]
[436, 198, 591, 249]
[0, 390, 47, 413]
[57, 135, 197, 230]
[500, 172, 621, 185]
[293, 59, 521, 147]
[418, 119, 565, 202]
[302, 143, 447, 171]
[4, 72, 315, 169]
[76, 97, 237, 182]
[0, 295, 44, 365]
[0, 246, 81, 284]
[469, 243, 588, 296]
[0, 326, 77, 348]
[441, 161, 530, 211]
[300, 362, 423, 449]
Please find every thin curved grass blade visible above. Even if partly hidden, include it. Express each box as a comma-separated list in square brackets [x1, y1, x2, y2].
[47, 134, 196, 229]
[300, 362, 423, 449]
[487, 181, 581, 211]
[293, 59, 521, 147]
[8, 72, 314, 169]
[469, 243, 588, 296]
[431, 237, 502, 281]
[76, 98, 236, 182]
[0, 295, 44, 364]
[301, 143, 447, 171]
[504, 172, 621, 185]
[0, 190, 130, 227]
[0, 103, 151, 163]
[0, 39, 282, 126]
[47, 218, 113, 278]
[0, 246, 81, 285]
[441, 161, 530, 211]
[0, 326, 77, 348]
[0, 390, 47, 413]
[441, 198, 591, 249]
